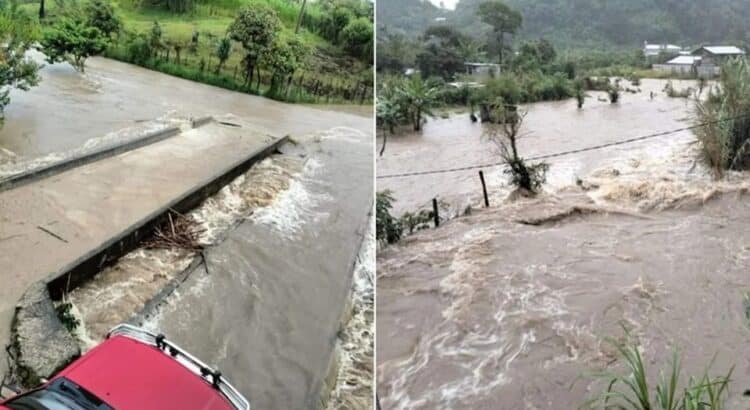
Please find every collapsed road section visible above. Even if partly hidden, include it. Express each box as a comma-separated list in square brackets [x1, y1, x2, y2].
[0, 117, 285, 381]
[1, 121, 374, 409]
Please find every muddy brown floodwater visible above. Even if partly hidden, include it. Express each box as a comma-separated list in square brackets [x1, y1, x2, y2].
[377, 79, 700, 216]
[0, 53, 373, 408]
[68, 125, 373, 410]
[0, 51, 369, 158]
[377, 78, 750, 409]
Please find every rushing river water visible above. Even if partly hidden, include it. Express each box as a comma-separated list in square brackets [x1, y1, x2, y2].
[377, 79, 750, 408]
[377, 79, 700, 216]
[0, 51, 370, 159]
[0, 54, 373, 408]
[68, 126, 373, 410]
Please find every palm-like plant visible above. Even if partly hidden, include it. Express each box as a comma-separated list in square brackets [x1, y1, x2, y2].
[398, 75, 440, 131]
[376, 96, 402, 156]
[456, 38, 487, 62]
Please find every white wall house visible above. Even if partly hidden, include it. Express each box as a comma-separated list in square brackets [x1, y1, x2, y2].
[643, 41, 683, 57]
[653, 55, 701, 76]
[692, 46, 746, 76]
[464, 62, 501, 78]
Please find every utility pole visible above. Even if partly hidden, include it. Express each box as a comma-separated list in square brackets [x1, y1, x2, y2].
[295, 0, 307, 34]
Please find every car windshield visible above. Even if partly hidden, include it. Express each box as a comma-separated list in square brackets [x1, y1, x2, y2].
[4, 378, 111, 410]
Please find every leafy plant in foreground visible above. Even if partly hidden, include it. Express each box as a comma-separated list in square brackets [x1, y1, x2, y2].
[584, 339, 733, 410]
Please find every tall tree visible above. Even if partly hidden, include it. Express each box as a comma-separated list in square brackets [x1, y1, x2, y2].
[84, 0, 122, 39]
[40, 14, 109, 73]
[0, 8, 41, 126]
[228, 5, 281, 87]
[263, 37, 307, 98]
[477, 1, 522, 66]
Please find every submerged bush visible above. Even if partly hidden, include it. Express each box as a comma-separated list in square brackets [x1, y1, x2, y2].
[664, 81, 692, 98]
[695, 58, 750, 176]
[485, 106, 548, 193]
[608, 84, 620, 103]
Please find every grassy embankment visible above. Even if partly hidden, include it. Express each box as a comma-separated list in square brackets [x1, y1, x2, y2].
[20, 0, 373, 104]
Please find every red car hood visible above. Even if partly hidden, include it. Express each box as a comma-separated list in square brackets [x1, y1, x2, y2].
[55, 335, 234, 410]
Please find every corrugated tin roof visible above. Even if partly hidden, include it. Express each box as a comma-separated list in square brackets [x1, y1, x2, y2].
[667, 55, 701, 65]
[701, 46, 745, 55]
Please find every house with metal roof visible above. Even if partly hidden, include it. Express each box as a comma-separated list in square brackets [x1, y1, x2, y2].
[653, 55, 701, 76]
[691, 46, 746, 76]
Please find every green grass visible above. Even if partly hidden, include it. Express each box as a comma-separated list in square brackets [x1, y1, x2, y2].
[20, 0, 372, 104]
[584, 338, 733, 410]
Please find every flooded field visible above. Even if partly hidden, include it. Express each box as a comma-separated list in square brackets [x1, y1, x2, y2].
[376, 79, 750, 408]
[377, 79, 700, 216]
[68, 126, 373, 410]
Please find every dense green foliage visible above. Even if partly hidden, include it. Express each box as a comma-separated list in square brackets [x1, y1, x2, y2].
[228, 5, 281, 85]
[0, 6, 41, 125]
[340, 16, 372, 62]
[24, 0, 373, 104]
[84, 0, 121, 37]
[378, 0, 750, 50]
[40, 12, 110, 72]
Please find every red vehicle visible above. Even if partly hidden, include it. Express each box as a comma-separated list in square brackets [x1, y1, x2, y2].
[0, 324, 249, 410]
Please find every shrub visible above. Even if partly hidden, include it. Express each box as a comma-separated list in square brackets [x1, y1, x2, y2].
[695, 58, 750, 176]
[485, 107, 548, 193]
[340, 17, 372, 61]
[125, 34, 152, 65]
[376, 190, 402, 244]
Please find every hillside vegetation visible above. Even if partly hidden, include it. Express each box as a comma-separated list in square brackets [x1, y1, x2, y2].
[378, 0, 750, 50]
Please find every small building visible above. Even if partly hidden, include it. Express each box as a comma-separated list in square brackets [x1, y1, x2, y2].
[643, 41, 683, 57]
[691, 46, 746, 76]
[653, 55, 701, 76]
[464, 62, 501, 78]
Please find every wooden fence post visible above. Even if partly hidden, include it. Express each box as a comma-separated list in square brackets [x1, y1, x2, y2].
[432, 198, 440, 227]
[479, 170, 489, 207]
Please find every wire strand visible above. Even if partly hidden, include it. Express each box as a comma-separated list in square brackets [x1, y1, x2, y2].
[376, 112, 750, 179]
